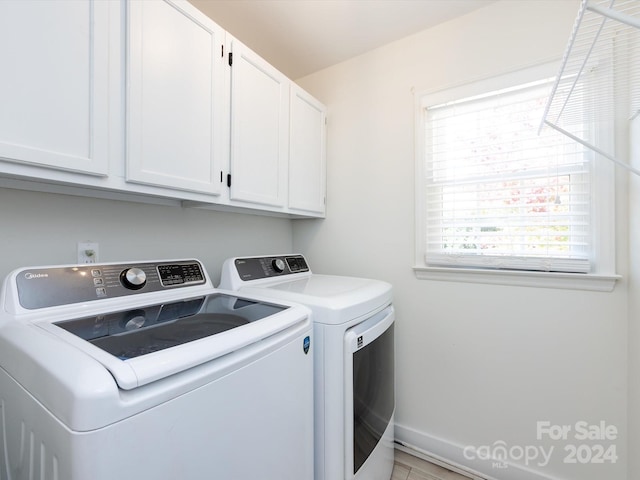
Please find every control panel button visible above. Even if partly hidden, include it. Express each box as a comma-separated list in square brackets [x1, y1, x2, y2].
[120, 268, 147, 290]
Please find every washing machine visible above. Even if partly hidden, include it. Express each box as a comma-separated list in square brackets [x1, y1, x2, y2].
[220, 254, 395, 480]
[0, 259, 314, 480]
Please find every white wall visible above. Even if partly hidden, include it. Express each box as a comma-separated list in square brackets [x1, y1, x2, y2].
[294, 1, 629, 479]
[0, 188, 293, 285]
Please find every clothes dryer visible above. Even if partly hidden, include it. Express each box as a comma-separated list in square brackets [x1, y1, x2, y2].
[220, 254, 395, 480]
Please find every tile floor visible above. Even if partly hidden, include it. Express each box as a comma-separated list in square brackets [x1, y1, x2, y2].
[392, 449, 473, 480]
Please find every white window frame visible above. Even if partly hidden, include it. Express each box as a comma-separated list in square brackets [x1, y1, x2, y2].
[414, 62, 620, 291]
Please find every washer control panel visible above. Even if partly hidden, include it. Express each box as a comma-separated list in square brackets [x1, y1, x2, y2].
[15, 260, 206, 310]
[234, 255, 310, 281]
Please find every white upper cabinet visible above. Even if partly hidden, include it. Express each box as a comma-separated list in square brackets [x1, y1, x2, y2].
[228, 38, 290, 208]
[289, 85, 326, 215]
[0, 0, 111, 176]
[0, 0, 326, 217]
[126, 0, 226, 195]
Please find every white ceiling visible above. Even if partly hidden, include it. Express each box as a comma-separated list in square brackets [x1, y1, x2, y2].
[189, 0, 496, 79]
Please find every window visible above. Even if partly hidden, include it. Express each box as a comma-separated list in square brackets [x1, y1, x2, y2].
[415, 63, 617, 289]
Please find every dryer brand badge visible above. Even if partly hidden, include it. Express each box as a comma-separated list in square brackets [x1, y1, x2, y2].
[303, 336, 310, 355]
[24, 272, 49, 280]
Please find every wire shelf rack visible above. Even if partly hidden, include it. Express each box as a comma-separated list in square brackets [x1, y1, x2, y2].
[540, 0, 640, 176]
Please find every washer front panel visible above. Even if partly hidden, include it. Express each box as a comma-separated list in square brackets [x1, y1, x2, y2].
[15, 260, 205, 309]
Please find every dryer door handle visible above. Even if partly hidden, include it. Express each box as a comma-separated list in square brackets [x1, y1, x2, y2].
[344, 305, 394, 354]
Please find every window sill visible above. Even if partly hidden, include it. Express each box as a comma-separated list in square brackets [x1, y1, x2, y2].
[413, 266, 621, 292]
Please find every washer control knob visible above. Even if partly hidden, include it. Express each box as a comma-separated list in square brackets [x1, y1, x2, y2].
[121, 267, 147, 290]
[272, 258, 286, 273]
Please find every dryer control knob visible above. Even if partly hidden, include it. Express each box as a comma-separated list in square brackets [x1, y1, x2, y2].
[121, 267, 147, 290]
[272, 258, 286, 273]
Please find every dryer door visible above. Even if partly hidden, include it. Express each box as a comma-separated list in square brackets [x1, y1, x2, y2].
[344, 306, 395, 479]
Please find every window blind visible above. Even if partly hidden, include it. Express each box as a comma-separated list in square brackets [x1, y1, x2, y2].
[424, 79, 592, 273]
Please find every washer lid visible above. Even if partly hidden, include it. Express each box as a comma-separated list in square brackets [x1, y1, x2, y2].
[37, 293, 307, 390]
[240, 274, 392, 325]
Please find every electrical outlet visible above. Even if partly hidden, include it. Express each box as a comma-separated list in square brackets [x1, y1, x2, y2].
[77, 242, 99, 264]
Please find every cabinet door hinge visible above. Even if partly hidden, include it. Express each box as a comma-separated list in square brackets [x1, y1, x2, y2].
[228, 52, 233, 66]
[227, 174, 232, 187]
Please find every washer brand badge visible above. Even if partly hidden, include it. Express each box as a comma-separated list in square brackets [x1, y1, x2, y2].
[24, 272, 49, 280]
[357, 336, 363, 349]
[303, 336, 310, 354]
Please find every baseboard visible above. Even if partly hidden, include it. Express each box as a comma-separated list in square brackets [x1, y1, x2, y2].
[394, 423, 563, 480]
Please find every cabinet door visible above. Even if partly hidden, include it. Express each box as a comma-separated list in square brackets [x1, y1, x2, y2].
[289, 86, 326, 215]
[229, 39, 290, 207]
[0, 1, 111, 176]
[127, 0, 225, 195]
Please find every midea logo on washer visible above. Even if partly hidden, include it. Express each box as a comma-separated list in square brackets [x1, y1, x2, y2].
[24, 273, 49, 280]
